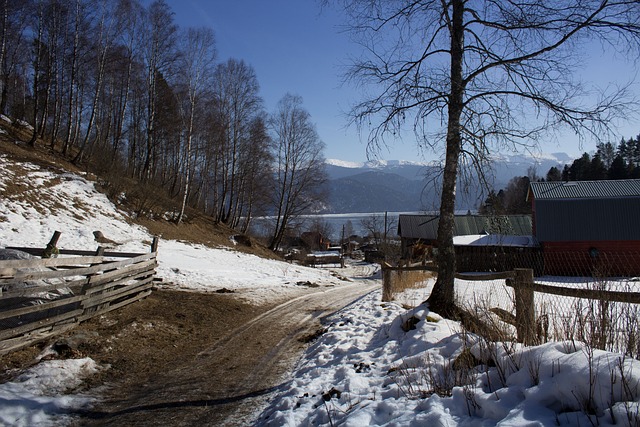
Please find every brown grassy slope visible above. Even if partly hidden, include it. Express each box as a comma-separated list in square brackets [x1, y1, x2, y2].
[0, 118, 279, 260]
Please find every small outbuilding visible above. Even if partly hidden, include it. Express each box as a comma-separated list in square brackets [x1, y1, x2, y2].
[397, 213, 534, 270]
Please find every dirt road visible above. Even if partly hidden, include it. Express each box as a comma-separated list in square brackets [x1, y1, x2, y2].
[72, 280, 380, 426]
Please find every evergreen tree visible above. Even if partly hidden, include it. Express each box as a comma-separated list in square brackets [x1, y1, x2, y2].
[567, 153, 591, 181]
[608, 155, 629, 180]
[545, 166, 562, 182]
[589, 154, 607, 180]
[595, 141, 616, 169]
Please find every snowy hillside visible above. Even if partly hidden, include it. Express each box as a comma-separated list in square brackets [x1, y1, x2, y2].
[0, 155, 354, 304]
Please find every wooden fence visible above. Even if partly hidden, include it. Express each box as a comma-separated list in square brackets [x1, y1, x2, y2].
[0, 236, 158, 355]
[382, 265, 640, 346]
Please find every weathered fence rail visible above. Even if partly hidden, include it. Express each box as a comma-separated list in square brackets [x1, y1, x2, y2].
[382, 263, 640, 348]
[0, 236, 158, 355]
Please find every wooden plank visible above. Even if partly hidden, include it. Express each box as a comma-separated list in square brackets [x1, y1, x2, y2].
[455, 271, 515, 281]
[6, 253, 155, 281]
[515, 281, 640, 304]
[0, 294, 84, 321]
[51, 260, 155, 294]
[0, 282, 75, 299]
[0, 255, 104, 269]
[5, 247, 147, 258]
[82, 278, 154, 308]
[381, 265, 439, 273]
[82, 268, 155, 296]
[73, 260, 156, 291]
[0, 260, 156, 299]
[78, 289, 152, 322]
[1, 280, 80, 299]
[0, 309, 83, 341]
[0, 267, 16, 278]
[0, 254, 158, 286]
[0, 323, 77, 356]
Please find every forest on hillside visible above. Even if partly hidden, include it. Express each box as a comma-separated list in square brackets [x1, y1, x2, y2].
[1, 0, 325, 250]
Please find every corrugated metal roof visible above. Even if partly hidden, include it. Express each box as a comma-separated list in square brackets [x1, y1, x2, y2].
[397, 214, 439, 239]
[530, 179, 640, 200]
[534, 198, 640, 241]
[398, 214, 532, 239]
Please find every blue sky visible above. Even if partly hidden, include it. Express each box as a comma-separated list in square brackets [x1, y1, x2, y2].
[163, 0, 639, 164]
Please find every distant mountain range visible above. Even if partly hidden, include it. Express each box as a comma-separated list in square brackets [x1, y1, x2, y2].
[321, 153, 572, 214]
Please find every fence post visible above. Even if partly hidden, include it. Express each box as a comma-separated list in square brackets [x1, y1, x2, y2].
[81, 246, 105, 316]
[151, 236, 159, 253]
[42, 231, 61, 258]
[382, 267, 393, 302]
[514, 268, 535, 345]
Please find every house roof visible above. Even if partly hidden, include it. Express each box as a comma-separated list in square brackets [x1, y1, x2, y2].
[453, 234, 537, 247]
[397, 214, 532, 240]
[529, 179, 640, 200]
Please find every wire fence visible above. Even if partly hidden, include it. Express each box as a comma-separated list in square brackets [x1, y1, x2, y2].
[383, 250, 640, 359]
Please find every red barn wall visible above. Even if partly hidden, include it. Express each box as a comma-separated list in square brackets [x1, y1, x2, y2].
[542, 240, 640, 276]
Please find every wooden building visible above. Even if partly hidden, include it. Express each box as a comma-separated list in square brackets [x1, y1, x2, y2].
[397, 214, 534, 270]
[528, 179, 640, 276]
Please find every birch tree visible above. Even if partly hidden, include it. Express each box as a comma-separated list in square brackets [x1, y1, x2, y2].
[74, 0, 119, 164]
[0, 0, 30, 116]
[211, 59, 262, 224]
[28, 0, 45, 147]
[108, 0, 143, 162]
[175, 27, 216, 224]
[61, 0, 83, 154]
[268, 93, 327, 251]
[140, 0, 176, 180]
[333, 0, 640, 316]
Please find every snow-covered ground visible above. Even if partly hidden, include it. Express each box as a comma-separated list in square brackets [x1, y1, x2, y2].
[260, 287, 640, 426]
[2, 154, 640, 426]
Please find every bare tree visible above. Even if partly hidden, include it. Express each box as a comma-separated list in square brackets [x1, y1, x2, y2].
[74, 0, 121, 164]
[61, 0, 84, 154]
[360, 213, 396, 249]
[210, 58, 263, 225]
[175, 26, 216, 224]
[0, 0, 30, 116]
[140, 0, 176, 180]
[106, 0, 144, 162]
[268, 93, 327, 251]
[333, 0, 640, 316]
[233, 115, 273, 232]
[28, 0, 45, 147]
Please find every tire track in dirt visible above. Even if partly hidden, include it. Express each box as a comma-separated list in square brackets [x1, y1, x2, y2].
[76, 281, 380, 426]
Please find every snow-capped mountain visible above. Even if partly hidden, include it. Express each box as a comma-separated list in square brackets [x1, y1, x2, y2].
[323, 152, 570, 213]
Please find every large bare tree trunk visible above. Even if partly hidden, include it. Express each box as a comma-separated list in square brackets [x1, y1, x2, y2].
[426, 0, 465, 317]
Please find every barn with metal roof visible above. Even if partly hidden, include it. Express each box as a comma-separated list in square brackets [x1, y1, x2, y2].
[528, 179, 640, 275]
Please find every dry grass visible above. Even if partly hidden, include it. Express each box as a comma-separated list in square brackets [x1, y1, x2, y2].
[383, 269, 433, 302]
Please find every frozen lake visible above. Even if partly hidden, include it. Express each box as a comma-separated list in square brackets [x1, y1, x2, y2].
[249, 211, 424, 240]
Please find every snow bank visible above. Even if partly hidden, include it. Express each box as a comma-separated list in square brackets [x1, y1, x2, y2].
[0, 358, 100, 427]
[261, 294, 640, 426]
